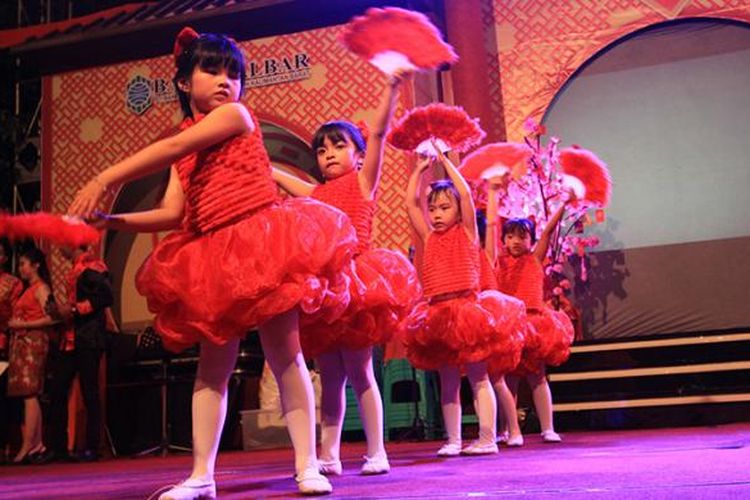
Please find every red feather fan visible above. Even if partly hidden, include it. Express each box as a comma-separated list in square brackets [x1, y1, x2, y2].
[558, 147, 612, 207]
[459, 142, 533, 181]
[0, 212, 100, 247]
[387, 103, 485, 155]
[340, 7, 458, 75]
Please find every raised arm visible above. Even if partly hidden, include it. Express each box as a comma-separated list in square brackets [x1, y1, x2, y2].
[359, 71, 411, 200]
[406, 156, 432, 243]
[534, 200, 568, 263]
[485, 174, 510, 264]
[435, 146, 477, 244]
[69, 102, 254, 217]
[272, 167, 315, 197]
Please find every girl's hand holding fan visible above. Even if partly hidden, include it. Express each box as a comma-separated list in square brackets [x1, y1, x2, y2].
[0, 212, 100, 247]
[558, 146, 612, 207]
[458, 142, 533, 183]
[388, 104, 486, 159]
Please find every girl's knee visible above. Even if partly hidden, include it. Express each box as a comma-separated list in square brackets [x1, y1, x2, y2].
[195, 370, 230, 392]
[527, 372, 547, 389]
[350, 376, 375, 397]
[465, 363, 489, 385]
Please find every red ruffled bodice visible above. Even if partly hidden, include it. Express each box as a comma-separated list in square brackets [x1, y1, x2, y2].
[496, 253, 544, 310]
[312, 171, 375, 254]
[422, 225, 479, 298]
[175, 110, 279, 234]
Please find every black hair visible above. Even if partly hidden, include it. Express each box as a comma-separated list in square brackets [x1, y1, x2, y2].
[427, 179, 461, 207]
[173, 33, 246, 118]
[19, 246, 52, 292]
[502, 218, 537, 244]
[311, 121, 366, 154]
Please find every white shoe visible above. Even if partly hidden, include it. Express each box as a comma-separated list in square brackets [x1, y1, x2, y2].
[318, 458, 342, 476]
[506, 434, 524, 447]
[436, 442, 462, 457]
[541, 429, 562, 443]
[361, 454, 390, 475]
[461, 440, 499, 455]
[496, 431, 509, 444]
[295, 467, 333, 495]
[158, 478, 216, 500]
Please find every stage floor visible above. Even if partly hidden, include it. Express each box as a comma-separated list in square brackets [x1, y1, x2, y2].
[1, 423, 749, 499]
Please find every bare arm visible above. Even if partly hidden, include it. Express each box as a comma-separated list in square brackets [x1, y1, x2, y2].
[406, 156, 432, 243]
[435, 147, 478, 244]
[359, 71, 410, 200]
[486, 183, 500, 264]
[534, 202, 567, 263]
[69, 103, 255, 217]
[101, 167, 185, 233]
[272, 167, 315, 197]
[486, 174, 511, 263]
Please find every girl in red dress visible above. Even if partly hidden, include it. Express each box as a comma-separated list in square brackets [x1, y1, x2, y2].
[486, 180, 575, 446]
[69, 28, 358, 497]
[403, 151, 525, 457]
[272, 71, 420, 476]
[0, 240, 22, 348]
[7, 247, 56, 463]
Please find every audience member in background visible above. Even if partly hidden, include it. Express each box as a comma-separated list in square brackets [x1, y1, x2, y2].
[7, 247, 56, 464]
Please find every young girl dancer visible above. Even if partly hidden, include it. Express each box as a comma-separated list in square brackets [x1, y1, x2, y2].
[403, 150, 525, 457]
[69, 28, 358, 497]
[272, 71, 420, 476]
[486, 180, 575, 446]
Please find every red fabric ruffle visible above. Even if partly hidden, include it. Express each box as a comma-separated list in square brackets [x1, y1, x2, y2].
[403, 290, 526, 371]
[301, 248, 421, 358]
[136, 197, 357, 352]
[510, 307, 575, 376]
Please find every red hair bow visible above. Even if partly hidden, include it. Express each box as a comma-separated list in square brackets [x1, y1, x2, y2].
[173, 27, 200, 62]
[356, 120, 370, 143]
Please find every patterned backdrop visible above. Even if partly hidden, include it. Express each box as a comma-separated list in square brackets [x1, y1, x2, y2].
[43, 24, 414, 299]
[489, 0, 750, 140]
[43, 1, 750, 308]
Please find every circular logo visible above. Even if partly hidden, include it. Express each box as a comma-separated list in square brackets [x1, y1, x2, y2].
[126, 75, 153, 115]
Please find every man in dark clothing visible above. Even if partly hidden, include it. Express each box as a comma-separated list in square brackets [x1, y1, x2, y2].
[44, 245, 113, 462]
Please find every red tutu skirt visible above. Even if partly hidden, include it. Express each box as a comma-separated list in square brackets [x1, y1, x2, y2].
[486, 309, 527, 376]
[300, 248, 421, 358]
[136, 198, 357, 352]
[403, 290, 526, 371]
[511, 307, 574, 376]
